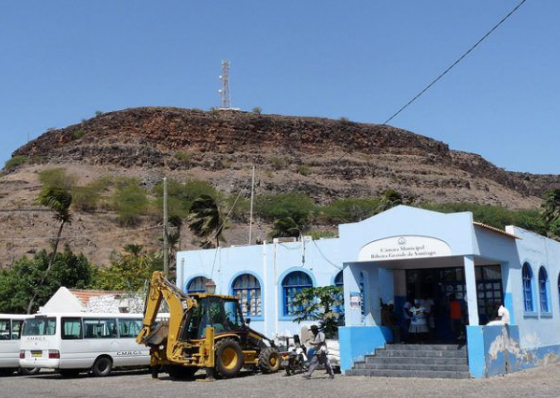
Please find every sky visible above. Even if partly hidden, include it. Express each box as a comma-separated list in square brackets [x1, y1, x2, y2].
[0, 1, 559, 174]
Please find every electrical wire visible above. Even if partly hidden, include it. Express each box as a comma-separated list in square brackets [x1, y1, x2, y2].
[330, 1, 528, 164]
[312, 240, 342, 270]
[383, 0, 528, 125]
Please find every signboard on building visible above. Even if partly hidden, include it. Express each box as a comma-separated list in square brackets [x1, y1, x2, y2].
[358, 235, 452, 262]
[349, 292, 362, 310]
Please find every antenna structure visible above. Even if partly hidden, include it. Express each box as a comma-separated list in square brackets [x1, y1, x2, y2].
[218, 60, 231, 109]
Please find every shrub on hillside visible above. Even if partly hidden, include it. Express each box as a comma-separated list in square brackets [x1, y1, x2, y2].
[319, 198, 381, 224]
[256, 192, 316, 226]
[4, 156, 29, 172]
[38, 168, 77, 191]
[112, 179, 150, 226]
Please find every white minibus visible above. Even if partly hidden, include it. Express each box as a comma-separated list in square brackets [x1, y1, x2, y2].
[0, 314, 39, 376]
[19, 313, 153, 377]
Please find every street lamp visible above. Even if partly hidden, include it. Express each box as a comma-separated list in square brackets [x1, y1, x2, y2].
[205, 279, 216, 294]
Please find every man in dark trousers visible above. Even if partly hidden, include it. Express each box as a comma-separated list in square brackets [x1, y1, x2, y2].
[302, 325, 335, 380]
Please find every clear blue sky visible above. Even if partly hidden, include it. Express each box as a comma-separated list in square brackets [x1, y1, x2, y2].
[1, 1, 558, 174]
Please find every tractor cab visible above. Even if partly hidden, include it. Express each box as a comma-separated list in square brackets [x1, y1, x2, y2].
[181, 294, 247, 340]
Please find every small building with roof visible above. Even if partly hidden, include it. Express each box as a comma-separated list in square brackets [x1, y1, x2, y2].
[39, 287, 144, 314]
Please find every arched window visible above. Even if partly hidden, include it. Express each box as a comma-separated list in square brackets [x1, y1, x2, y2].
[538, 267, 550, 313]
[187, 276, 208, 293]
[282, 271, 313, 316]
[232, 274, 262, 317]
[334, 271, 344, 287]
[522, 263, 533, 312]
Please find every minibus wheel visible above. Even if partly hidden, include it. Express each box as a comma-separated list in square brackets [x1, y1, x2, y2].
[92, 356, 113, 377]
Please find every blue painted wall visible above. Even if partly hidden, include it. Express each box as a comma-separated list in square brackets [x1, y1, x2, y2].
[339, 326, 392, 373]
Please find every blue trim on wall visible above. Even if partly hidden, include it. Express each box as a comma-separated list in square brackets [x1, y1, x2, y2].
[227, 270, 265, 296]
[339, 326, 392, 373]
[184, 273, 211, 292]
[277, 267, 317, 320]
[227, 270, 265, 321]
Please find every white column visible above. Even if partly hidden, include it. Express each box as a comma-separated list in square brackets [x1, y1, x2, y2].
[262, 241, 268, 337]
[463, 255, 479, 326]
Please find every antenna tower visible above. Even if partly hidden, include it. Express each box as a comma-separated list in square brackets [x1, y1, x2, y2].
[218, 60, 231, 109]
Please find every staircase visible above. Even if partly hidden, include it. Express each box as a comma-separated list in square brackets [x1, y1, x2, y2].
[345, 344, 470, 379]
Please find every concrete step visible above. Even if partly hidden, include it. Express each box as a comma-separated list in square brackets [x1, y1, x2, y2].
[353, 362, 469, 372]
[387, 344, 466, 352]
[345, 369, 470, 379]
[364, 356, 467, 366]
[374, 349, 467, 358]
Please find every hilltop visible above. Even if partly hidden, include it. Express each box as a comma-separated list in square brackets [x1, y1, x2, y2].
[1, 107, 559, 266]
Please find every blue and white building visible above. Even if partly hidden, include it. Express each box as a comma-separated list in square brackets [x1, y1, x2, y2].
[176, 206, 560, 378]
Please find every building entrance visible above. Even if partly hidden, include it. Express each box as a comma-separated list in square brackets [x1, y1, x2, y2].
[405, 265, 503, 342]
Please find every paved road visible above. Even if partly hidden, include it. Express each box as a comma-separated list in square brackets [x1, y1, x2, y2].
[2, 364, 560, 398]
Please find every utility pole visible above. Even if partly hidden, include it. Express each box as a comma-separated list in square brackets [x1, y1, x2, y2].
[163, 177, 168, 278]
[248, 165, 255, 245]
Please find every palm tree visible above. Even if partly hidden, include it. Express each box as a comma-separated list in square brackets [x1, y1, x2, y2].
[187, 195, 225, 248]
[27, 186, 73, 313]
[375, 189, 403, 214]
[269, 216, 302, 239]
[541, 189, 560, 225]
[541, 189, 560, 240]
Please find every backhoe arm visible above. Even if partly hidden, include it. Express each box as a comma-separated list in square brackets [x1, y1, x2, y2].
[136, 271, 194, 349]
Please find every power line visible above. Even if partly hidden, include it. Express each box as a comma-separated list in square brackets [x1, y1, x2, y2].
[383, 0, 528, 125]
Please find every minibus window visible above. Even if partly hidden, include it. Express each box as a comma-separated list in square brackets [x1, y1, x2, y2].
[22, 318, 56, 336]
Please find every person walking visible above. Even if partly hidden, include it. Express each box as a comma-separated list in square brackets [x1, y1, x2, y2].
[302, 325, 335, 380]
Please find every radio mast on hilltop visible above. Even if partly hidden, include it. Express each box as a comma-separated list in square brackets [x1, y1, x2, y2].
[218, 60, 231, 109]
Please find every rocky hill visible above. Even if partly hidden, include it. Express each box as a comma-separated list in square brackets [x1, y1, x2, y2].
[1, 107, 559, 267]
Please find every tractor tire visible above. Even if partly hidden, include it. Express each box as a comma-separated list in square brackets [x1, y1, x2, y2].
[258, 347, 281, 374]
[214, 338, 244, 379]
[166, 366, 197, 380]
[92, 356, 113, 377]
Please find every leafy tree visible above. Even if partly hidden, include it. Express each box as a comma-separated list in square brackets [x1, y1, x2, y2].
[320, 198, 381, 224]
[0, 247, 93, 314]
[257, 192, 315, 238]
[38, 168, 76, 191]
[90, 246, 162, 291]
[187, 195, 226, 248]
[113, 179, 149, 226]
[72, 179, 109, 212]
[28, 185, 73, 313]
[291, 286, 344, 338]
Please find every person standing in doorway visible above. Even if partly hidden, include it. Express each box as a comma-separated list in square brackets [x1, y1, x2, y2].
[408, 299, 429, 343]
[302, 325, 335, 380]
[449, 294, 463, 342]
[402, 296, 413, 343]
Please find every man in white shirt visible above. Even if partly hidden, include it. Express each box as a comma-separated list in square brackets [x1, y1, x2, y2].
[302, 325, 335, 380]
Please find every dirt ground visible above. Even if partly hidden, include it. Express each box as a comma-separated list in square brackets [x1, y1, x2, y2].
[2, 362, 560, 398]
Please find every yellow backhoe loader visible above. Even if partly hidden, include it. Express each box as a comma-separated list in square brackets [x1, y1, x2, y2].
[136, 271, 281, 380]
